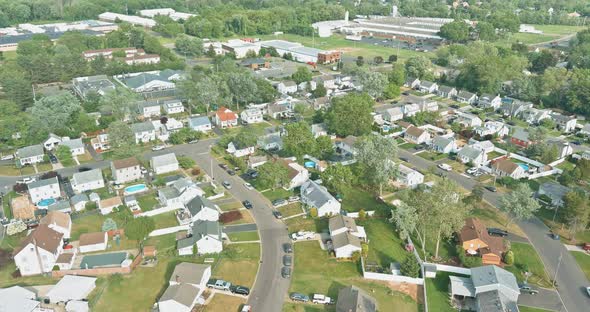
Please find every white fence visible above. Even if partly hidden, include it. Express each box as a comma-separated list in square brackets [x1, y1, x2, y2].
[207, 193, 225, 200]
[363, 271, 424, 285]
[149, 225, 188, 237]
[548, 158, 565, 167]
[429, 263, 472, 276]
[136, 205, 177, 217]
[346, 210, 376, 218]
[528, 169, 562, 180]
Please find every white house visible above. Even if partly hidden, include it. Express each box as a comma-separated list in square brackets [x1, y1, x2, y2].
[332, 231, 361, 258]
[381, 107, 404, 123]
[404, 126, 430, 144]
[478, 94, 502, 109]
[188, 116, 212, 132]
[404, 77, 420, 89]
[151, 153, 179, 175]
[0, 286, 41, 311]
[111, 157, 142, 184]
[552, 113, 577, 133]
[491, 159, 526, 179]
[240, 108, 264, 124]
[300, 180, 341, 217]
[44, 133, 63, 151]
[468, 139, 496, 154]
[60, 138, 85, 156]
[521, 107, 551, 125]
[474, 121, 509, 138]
[28, 177, 61, 204]
[328, 215, 366, 258]
[158, 263, 211, 312]
[214, 107, 238, 128]
[13, 225, 64, 276]
[396, 164, 424, 188]
[46, 275, 96, 303]
[282, 160, 310, 190]
[457, 146, 487, 167]
[455, 112, 482, 128]
[78, 232, 108, 253]
[159, 178, 204, 209]
[163, 99, 185, 114]
[177, 221, 223, 255]
[70, 193, 89, 212]
[548, 139, 574, 159]
[431, 136, 456, 154]
[90, 132, 109, 152]
[329, 215, 366, 240]
[402, 103, 421, 117]
[311, 123, 329, 138]
[437, 85, 457, 99]
[227, 141, 255, 158]
[39, 211, 71, 239]
[335, 136, 358, 156]
[186, 196, 220, 222]
[137, 100, 162, 118]
[131, 121, 156, 143]
[278, 81, 298, 95]
[16, 145, 44, 166]
[419, 81, 438, 94]
[456, 90, 478, 104]
[71, 169, 104, 193]
[98, 196, 123, 215]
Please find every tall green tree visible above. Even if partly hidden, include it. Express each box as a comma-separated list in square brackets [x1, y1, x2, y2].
[326, 93, 374, 137]
[439, 19, 470, 43]
[283, 121, 317, 159]
[257, 161, 290, 190]
[563, 191, 589, 239]
[30, 93, 82, 136]
[499, 183, 540, 226]
[320, 164, 356, 195]
[405, 55, 433, 79]
[107, 121, 139, 159]
[359, 71, 388, 99]
[354, 134, 398, 195]
[291, 66, 312, 84]
[175, 34, 203, 57]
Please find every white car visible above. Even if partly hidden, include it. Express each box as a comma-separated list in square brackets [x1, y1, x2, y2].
[18, 177, 36, 184]
[151, 145, 166, 151]
[1, 154, 14, 160]
[241, 305, 252, 312]
[437, 163, 452, 171]
[291, 231, 315, 241]
[312, 294, 334, 305]
[244, 182, 254, 190]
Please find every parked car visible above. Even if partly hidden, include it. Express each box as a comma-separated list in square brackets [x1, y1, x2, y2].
[246, 170, 258, 179]
[244, 182, 254, 190]
[283, 243, 293, 253]
[48, 154, 58, 164]
[273, 210, 283, 219]
[222, 181, 232, 189]
[437, 163, 452, 171]
[283, 255, 292, 266]
[550, 233, 560, 240]
[207, 279, 231, 291]
[466, 167, 478, 174]
[312, 294, 334, 304]
[272, 199, 287, 207]
[400, 157, 409, 162]
[586, 286, 590, 297]
[230, 285, 250, 296]
[78, 166, 92, 172]
[519, 284, 539, 295]
[219, 164, 229, 170]
[227, 169, 236, 176]
[291, 231, 314, 241]
[151, 145, 166, 151]
[18, 177, 36, 184]
[282, 267, 292, 278]
[485, 186, 497, 192]
[288, 196, 300, 202]
[188, 139, 199, 144]
[242, 200, 253, 209]
[289, 293, 309, 302]
[487, 228, 508, 237]
[0, 154, 14, 160]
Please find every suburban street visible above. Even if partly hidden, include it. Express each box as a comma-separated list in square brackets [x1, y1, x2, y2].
[399, 148, 589, 312]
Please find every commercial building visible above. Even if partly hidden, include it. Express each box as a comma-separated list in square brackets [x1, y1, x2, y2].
[259, 40, 341, 64]
[338, 16, 456, 41]
[139, 8, 197, 21]
[98, 12, 156, 28]
[221, 39, 261, 59]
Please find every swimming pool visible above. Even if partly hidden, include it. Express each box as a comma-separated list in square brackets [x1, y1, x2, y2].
[124, 184, 147, 195]
[304, 161, 316, 168]
[37, 198, 56, 207]
[80, 252, 127, 269]
[518, 163, 529, 171]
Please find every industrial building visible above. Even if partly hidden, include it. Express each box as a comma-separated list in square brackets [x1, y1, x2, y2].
[98, 12, 156, 28]
[139, 8, 197, 21]
[339, 17, 454, 40]
[221, 39, 261, 59]
[259, 40, 341, 64]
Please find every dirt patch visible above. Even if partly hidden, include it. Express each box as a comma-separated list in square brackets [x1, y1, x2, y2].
[388, 281, 424, 304]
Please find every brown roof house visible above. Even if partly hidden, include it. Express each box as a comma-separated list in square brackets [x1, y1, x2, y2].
[79, 232, 108, 253]
[40, 211, 72, 239]
[10, 196, 36, 220]
[491, 158, 526, 180]
[405, 126, 430, 144]
[99, 196, 123, 215]
[458, 218, 506, 266]
[13, 225, 65, 276]
[111, 157, 142, 185]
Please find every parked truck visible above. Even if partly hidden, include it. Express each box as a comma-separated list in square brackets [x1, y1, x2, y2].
[207, 279, 231, 291]
[312, 294, 334, 304]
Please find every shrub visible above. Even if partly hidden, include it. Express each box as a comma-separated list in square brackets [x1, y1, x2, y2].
[109, 273, 124, 286]
[153, 177, 165, 187]
[309, 207, 318, 218]
[503, 250, 514, 265]
[52, 265, 60, 271]
[358, 209, 367, 221]
[102, 218, 118, 232]
[85, 201, 97, 210]
[351, 251, 361, 262]
[400, 254, 420, 278]
[361, 243, 369, 258]
[178, 156, 196, 169]
[456, 245, 483, 268]
[13, 183, 27, 193]
[191, 168, 201, 176]
[219, 211, 243, 224]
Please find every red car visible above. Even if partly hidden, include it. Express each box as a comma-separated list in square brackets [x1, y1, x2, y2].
[583, 243, 590, 252]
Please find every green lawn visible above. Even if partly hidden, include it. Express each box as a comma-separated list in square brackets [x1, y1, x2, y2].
[426, 272, 461, 312]
[556, 160, 576, 171]
[289, 241, 420, 312]
[412, 235, 458, 263]
[137, 192, 159, 211]
[400, 143, 419, 150]
[2, 191, 16, 219]
[340, 186, 391, 215]
[71, 214, 107, 240]
[285, 216, 329, 234]
[212, 243, 260, 287]
[151, 212, 178, 229]
[278, 203, 304, 218]
[0, 261, 58, 288]
[570, 251, 590, 281]
[261, 188, 294, 201]
[144, 233, 177, 256]
[227, 231, 260, 242]
[0, 165, 34, 176]
[218, 201, 244, 211]
[505, 242, 552, 288]
[518, 306, 555, 312]
[36, 162, 53, 172]
[418, 151, 449, 161]
[360, 219, 409, 267]
[469, 202, 526, 237]
[487, 151, 504, 160]
[531, 24, 586, 36]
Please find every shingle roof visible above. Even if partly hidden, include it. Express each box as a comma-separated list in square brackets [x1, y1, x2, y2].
[458, 146, 483, 160]
[492, 159, 520, 175]
[301, 180, 336, 209]
[433, 136, 453, 149]
[215, 107, 238, 121]
[40, 211, 71, 230]
[72, 169, 103, 185]
[459, 218, 504, 257]
[13, 224, 63, 256]
[17, 144, 44, 159]
[405, 126, 425, 138]
[169, 262, 210, 285]
[60, 138, 84, 150]
[191, 220, 222, 239]
[131, 121, 155, 133]
[151, 153, 178, 168]
[79, 232, 106, 246]
[512, 128, 530, 142]
[471, 265, 520, 294]
[329, 215, 357, 233]
[28, 177, 59, 190]
[188, 116, 211, 128]
[458, 90, 476, 99]
[112, 157, 139, 169]
[159, 284, 199, 308]
[71, 193, 89, 205]
[186, 196, 216, 216]
[336, 285, 377, 312]
[120, 69, 183, 89]
[438, 85, 455, 93]
[332, 231, 361, 249]
[48, 200, 71, 212]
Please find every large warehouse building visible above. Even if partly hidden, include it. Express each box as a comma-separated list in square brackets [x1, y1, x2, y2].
[259, 40, 341, 64]
[340, 17, 454, 40]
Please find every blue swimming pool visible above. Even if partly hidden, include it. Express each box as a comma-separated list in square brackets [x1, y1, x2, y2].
[37, 198, 56, 207]
[124, 184, 147, 195]
[304, 161, 316, 168]
[518, 163, 529, 171]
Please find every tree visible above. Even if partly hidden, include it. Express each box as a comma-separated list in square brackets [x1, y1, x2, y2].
[178, 156, 196, 169]
[361, 243, 369, 258]
[178, 76, 220, 113]
[291, 66, 312, 84]
[55, 145, 72, 164]
[326, 93, 374, 137]
[227, 72, 257, 108]
[257, 161, 290, 190]
[358, 71, 388, 99]
[383, 83, 401, 99]
[476, 21, 497, 41]
[439, 19, 470, 43]
[356, 56, 364, 67]
[107, 121, 139, 159]
[315, 135, 334, 159]
[320, 164, 356, 195]
[169, 128, 202, 144]
[125, 217, 156, 241]
[99, 90, 138, 121]
[309, 207, 318, 218]
[405, 56, 433, 79]
[373, 56, 384, 64]
[283, 122, 316, 159]
[469, 184, 485, 204]
[499, 183, 540, 226]
[175, 34, 203, 57]
[312, 83, 327, 98]
[388, 63, 406, 85]
[233, 129, 258, 149]
[102, 218, 118, 232]
[30, 93, 81, 135]
[400, 254, 420, 278]
[540, 144, 558, 164]
[388, 55, 398, 63]
[392, 201, 418, 240]
[563, 191, 589, 239]
[354, 134, 398, 195]
[503, 250, 514, 265]
[529, 50, 557, 73]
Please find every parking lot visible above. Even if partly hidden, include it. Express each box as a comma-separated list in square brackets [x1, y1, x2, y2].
[358, 37, 439, 53]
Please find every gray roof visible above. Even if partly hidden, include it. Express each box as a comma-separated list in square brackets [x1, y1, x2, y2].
[552, 113, 576, 123]
[332, 232, 361, 249]
[72, 169, 103, 185]
[457, 90, 476, 99]
[458, 146, 483, 160]
[131, 121, 155, 133]
[539, 182, 570, 199]
[420, 80, 436, 88]
[438, 85, 455, 93]
[159, 186, 180, 201]
[119, 69, 183, 89]
[432, 136, 453, 149]
[282, 80, 296, 87]
[329, 215, 357, 233]
[137, 100, 161, 110]
[471, 265, 520, 294]
[169, 262, 210, 285]
[158, 284, 199, 308]
[17, 144, 44, 159]
[70, 193, 89, 205]
[0, 286, 39, 312]
[186, 196, 216, 216]
[512, 128, 530, 142]
[188, 116, 211, 128]
[300, 180, 336, 209]
[60, 138, 84, 150]
[177, 236, 196, 249]
[191, 220, 222, 239]
[476, 289, 519, 312]
[73, 75, 116, 96]
[336, 286, 377, 312]
[48, 200, 71, 212]
[151, 153, 178, 168]
[28, 177, 59, 190]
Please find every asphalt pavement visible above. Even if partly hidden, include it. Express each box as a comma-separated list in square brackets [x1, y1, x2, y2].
[399, 149, 589, 312]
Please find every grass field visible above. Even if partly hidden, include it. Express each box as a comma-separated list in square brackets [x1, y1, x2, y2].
[137, 192, 159, 211]
[204, 293, 246, 312]
[469, 202, 525, 237]
[227, 231, 260, 242]
[505, 242, 552, 288]
[340, 186, 391, 215]
[425, 272, 459, 312]
[531, 24, 587, 36]
[570, 251, 590, 280]
[222, 209, 255, 225]
[0, 165, 35, 176]
[360, 219, 409, 267]
[218, 201, 244, 211]
[518, 306, 555, 312]
[212, 243, 260, 287]
[278, 203, 304, 218]
[285, 215, 329, 234]
[152, 211, 179, 229]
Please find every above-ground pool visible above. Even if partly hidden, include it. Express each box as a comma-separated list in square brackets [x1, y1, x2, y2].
[124, 184, 147, 195]
[304, 161, 316, 168]
[79, 252, 127, 269]
[517, 163, 530, 171]
[37, 198, 56, 207]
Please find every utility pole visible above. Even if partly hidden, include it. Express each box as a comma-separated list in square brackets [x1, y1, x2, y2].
[553, 251, 563, 288]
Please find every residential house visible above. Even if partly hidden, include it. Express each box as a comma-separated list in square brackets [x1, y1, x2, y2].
[405, 126, 430, 144]
[28, 177, 60, 204]
[547, 139, 574, 159]
[114, 69, 184, 95]
[151, 153, 179, 175]
[311, 123, 329, 138]
[335, 135, 358, 156]
[491, 158, 526, 179]
[240, 108, 264, 124]
[39, 211, 71, 239]
[314, 75, 336, 89]
[381, 107, 404, 123]
[499, 99, 533, 117]
[478, 94, 502, 109]
[177, 220, 223, 255]
[70, 193, 89, 212]
[71, 169, 104, 193]
[98, 196, 123, 215]
[186, 196, 220, 222]
[136, 100, 161, 118]
[258, 132, 283, 151]
[457, 146, 487, 167]
[111, 157, 142, 184]
[396, 164, 424, 188]
[158, 263, 211, 312]
[468, 140, 495, 154]
[16, 144, 44, 166]
[458, 218, 505, 265]
[332, 230, 362, 259]
[455, 111, 482, 128]
[188, 116, 212, 132]
[449, 266, 520, 312]
[312, 96, 330, 110]
[90, 132, 109, 152]
[521, 107, 551, 125]
[431, 136, 456, 154]
[552, 113, 577, 133]
[280, 159, 310, 190]
[456, 90, 478, 104]
[511, 128, 533, 148]
[79, 232, 108, 253]
[44, 133, 62, 150]
[248, 155, 268, 169]
[162, 99, 184, 114]
[402, 103, 421, 117]
[72, 75, 116, 99]
[437, 85, 458, 99]
[336, 286, 377, 312]
[419, 100, 439, 113]
[277, 81, 298, 94]
[300, 180, 341, 217]
[158, 178, 204, 209]
[329, 215, 366, 239]
[214, 107, 238, 128]
[419, 81, 438, 94]
[404, 77, 420, 89]
[474, 121, 509, 138]
[131, 121, 156, 143]
[60, 138, 85, 156]
[13, 225, 64, 276]
[45, 275, 96, 303]
[227, 141, 255, 158]
[538, 182, 570, 207]
[48, 200, 72, 213]
[580, 124, 590, 136]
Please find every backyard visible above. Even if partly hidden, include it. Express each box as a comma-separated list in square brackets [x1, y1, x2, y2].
[504, 242, 552, 288]
[136, 192, 159, 211]
[340, 186, 391, 215]
[425, 272, 461, 312]
[277, 202, 304, 218]
[360, 219, 409, 268]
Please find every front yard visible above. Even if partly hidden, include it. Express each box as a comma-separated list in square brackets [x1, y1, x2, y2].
[505, 242, 552, 288]
[284, 215, 328, 234]
[212, 243, 260, 287]
[570, 251, 590, 280]
[277, 203, 304, 218]
[204, 293, 245, 312]
[227, 231, 260, 242]
[418, 151, 449, 162]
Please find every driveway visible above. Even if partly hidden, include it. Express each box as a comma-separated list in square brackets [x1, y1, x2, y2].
[398, 149, 586, 312]
[518, 288, 564, 311]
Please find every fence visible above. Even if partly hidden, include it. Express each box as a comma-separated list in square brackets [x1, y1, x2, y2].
[345, 210, 376, 218]
[136, 205, 177, 217]
[548, 158, 566, 167]
[52, 254, 143, 278]
[528, 169, 562, 180]
[429, 263, 471, 276]
[360, 257, 424, 285]
[149, 225, 188, 237]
